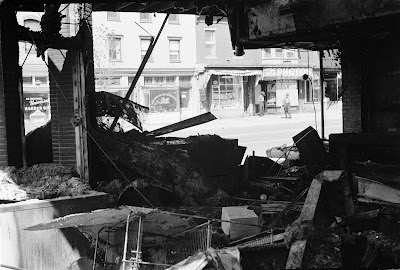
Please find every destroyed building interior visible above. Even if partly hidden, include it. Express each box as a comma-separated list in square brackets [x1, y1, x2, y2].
[1, 0, 400, 269]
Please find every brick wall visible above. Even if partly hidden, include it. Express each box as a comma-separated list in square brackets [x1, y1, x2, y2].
[0, 4, 23, 167]
[341, 39, 362, 133]
[48, 6, 77, 168]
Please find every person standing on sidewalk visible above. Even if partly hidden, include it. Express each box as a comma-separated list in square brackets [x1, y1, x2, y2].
[282, 93, 291, 118]
[258, 91, 266, 116]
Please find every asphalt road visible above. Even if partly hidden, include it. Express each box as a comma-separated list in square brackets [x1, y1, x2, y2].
[164, 115, 342, 159]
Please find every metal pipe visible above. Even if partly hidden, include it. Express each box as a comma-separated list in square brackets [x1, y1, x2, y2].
[206, 220, 212, 248]
[109, 13, 170, 131]
[135, 216, 143, 267]
[319, 50, 325, 138]
[122, 212, 131, 270]
[92, 229, 100, 270]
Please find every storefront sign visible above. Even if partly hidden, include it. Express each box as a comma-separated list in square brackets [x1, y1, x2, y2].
[24, 93, 50, 121]
[263, 68, 313, 80]
[150, 89, 178, 113]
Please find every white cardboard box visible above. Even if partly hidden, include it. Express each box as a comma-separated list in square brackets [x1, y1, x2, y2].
[221, 206, 261, 240]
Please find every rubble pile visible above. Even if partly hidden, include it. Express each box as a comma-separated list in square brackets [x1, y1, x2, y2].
[0, 163, 93, 202]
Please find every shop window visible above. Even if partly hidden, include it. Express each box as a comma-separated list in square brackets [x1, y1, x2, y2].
[262, 48, 272, 58]
[205, 29, 216, 58]
[140, 13, 152, 22]
[168, 14, 179, 24]
[169, 39, 181, 62]
[109, 37, 122, 61]
[306, 80, 320, 102]
[275, 48, 283, 58]
[149, 89, 178, 113]
[140, 38, 153, 62]
[107, 12, 120, 21]
[211, 75, 243, 109]
[266, 82, 276, 107]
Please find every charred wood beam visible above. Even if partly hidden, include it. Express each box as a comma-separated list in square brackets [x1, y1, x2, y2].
[17, 26, 82, 54]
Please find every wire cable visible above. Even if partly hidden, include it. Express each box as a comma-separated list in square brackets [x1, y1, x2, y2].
[21, 44, 34, 67]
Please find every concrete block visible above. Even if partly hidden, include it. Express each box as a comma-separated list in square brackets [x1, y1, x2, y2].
[221, 206, 261, 240]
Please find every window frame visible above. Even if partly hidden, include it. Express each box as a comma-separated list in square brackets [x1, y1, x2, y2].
[204, 29, 216, 58]
[140, 37, 153, 62]
[107, 12, 120, 21]
[108, 36, 122, 62]
[168, 38, 181, 63]
[168, 14, 180, 24]
[140, 13, 152, 23]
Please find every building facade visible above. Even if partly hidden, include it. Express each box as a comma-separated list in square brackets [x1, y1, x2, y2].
[92, 12, 197, 124]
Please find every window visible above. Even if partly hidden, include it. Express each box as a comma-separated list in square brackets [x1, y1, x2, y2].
[23, 76, 33, 85]
[35, 76, 48, 85]
[140, 38, 153, 62]
[205, 30, 216, 58]
[179, 76, 191, 84]
[262, 48, 272, 58]
[212, 75, 243, 109]
[168, 14, 179, 24]
[24, 19, 40, 54]
[275, 48, 283, 58]
[165, 76, 175, 85]
[109, 37, 122, 61]
[140, 13, 152, 22]
[128, 76, 135, 85]
[144, 77, 153, 85]
[286, 49, 297, 58]
[109, 77, 121, 86]
[107, 12, 120, 21]
[169, 40, 180, 62]
[154, 76, 164, 85]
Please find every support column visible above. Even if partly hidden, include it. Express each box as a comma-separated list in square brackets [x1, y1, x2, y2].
[0, 2, 23, 167]
[48, 5, 77, 168]
[341, 38, 362, 133]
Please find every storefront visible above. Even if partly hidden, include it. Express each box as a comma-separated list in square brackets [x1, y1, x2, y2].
[200, 69, 262, 117]
[262, 67, 313, 109]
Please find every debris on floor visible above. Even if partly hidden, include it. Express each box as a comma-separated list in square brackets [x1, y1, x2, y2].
[0, 163, 94, 202]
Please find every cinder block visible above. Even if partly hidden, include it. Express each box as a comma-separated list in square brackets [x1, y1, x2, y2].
[221, 206, 261, 240]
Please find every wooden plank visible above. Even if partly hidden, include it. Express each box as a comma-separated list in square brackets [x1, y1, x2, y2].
[146, 112, 217, 137]
[356, 176, 400, 205]
[286, 240, 307, 269]
[259, 176, 299, 181]
[299, 178, 322, 221]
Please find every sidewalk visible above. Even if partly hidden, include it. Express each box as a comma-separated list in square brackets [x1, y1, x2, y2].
[142, 102, 342, 132]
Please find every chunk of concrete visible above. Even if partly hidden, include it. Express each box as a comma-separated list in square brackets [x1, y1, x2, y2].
[221, 206, 261, 240]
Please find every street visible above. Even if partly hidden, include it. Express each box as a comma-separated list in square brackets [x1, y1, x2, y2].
[145, 104, 343, 159]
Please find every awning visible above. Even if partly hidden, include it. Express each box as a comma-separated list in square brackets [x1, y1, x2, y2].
[207, 69, 262, 77]
[262, 67, 313, 80]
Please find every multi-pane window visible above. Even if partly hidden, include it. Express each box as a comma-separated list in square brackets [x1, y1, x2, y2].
[144, 76, 177, 85]
[212, 75, 243, 109]
[168, 14, 179, 24]
[140, 38, 153, 62]
[140, 13, 152, 22]
[205, 30, 216, 57]
[109, 37, 122, 61]
[24, 19, 40, 54]
[107, 12, 120, 21]
[169, 40, 180, 62]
